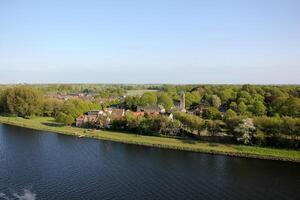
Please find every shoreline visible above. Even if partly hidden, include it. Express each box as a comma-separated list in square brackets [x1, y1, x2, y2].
[0, 116, 300, 163]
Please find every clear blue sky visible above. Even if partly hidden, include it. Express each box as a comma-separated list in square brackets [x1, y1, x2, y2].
[0, 0, 299, 84]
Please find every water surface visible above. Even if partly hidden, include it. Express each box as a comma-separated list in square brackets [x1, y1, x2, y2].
[0, 124, 299, 200]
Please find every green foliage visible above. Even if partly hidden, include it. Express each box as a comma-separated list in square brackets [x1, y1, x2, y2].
[185, 91, 201, 108]
[55, 99, 99, 124]
[42, 98, 63, 117]
[202, 107, 222, 120]
[254, 116, 300, 138]
[173, 112, 205, 135]
[229, 102, 237, 111]
[224, 109, 237, 119]
[255, 130, 266, 145]
[204, 120, 224, 136]
[138, 92, 157, 106]
[238, 102, 247, 114]
[211, 95, 221, 108]
[56, 112, 74, 125]
[224, 116, 244, 134]
[251, 101, 266, 116]
[253, 116, 282, 137]
[1, 86, 44, 117]
[282, 117, 300, 138]
[219, 88, 236, 103]
[278, 97, 300, 117]
[124, 96, 139, 109]
[157, 93, 173, 111]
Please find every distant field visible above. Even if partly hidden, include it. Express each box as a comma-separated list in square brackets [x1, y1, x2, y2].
[125, 89, 158, 96]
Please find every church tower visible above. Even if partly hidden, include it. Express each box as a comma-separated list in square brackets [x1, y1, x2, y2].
[180, 91, 186, 112]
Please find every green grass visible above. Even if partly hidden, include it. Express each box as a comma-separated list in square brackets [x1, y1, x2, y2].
[0, 115, 300, 162]
[125, 89, 158, 96]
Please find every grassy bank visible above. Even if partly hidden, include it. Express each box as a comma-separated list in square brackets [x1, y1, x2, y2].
[0, 115, 300, 162]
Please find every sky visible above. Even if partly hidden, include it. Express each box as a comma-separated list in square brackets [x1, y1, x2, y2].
[0, 0, 299, 84]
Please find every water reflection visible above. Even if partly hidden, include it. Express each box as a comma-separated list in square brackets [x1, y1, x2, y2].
[0, 124, 299, 200]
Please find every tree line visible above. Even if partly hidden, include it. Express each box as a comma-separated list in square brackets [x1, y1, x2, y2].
[0, 86, 99, 124]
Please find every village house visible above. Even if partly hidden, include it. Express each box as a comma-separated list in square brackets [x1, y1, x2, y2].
[136, 105, 165, 115]
[96, 108, 125, 128]
[189, 99, 210, 115]
[131, 111, 144, 117]
[76, 108, 126, 128]
[75, 110, 100, 127]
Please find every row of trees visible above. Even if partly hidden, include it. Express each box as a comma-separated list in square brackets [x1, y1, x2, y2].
[0, 87, 99, 125]
[172, 111, 300, 144]
[125, 92, 174, 111]
[0, 87, 44, 117]
[124, 85, 300, 119]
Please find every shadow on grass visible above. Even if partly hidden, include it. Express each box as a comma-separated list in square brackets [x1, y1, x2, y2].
[179, 139, 197, 144]
[41, 122, 64, 127]
[178, 138, 220, 147]
[208, 143, 219, 147]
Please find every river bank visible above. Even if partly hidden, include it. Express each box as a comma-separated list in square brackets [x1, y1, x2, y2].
[0, 115, 299, 162]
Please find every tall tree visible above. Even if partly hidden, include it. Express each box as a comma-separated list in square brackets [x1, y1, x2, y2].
[157, 93, 173, 111]
[2, 87, 44, 117]
[138, 92, 157, 106]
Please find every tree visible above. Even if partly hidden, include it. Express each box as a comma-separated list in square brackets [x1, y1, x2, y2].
[238, 102, 247, 115]
[237, 91, 252, 104]
[252, 101, 266, 116]
[283, 97, 300, 117]
[138, 92, 157, 106]
[173, 111, 204, 135]
[253, 116, 283, 137]
[43, 98, 63, 117]
[0, 92, 4, 113]
[282, 117, 300, 139]
[234, 118, 256, 144]
[54, 98, 99, 124]
[124, 96, 139, 110]
[205, 120, 223, 136]
[56, 112, 74, 125]
[219, 88, 235, 103]
[185, 91, 201, 108]
[224, 109, 237, 119]
[202, 107, 222, 120]
[229, 102, 237, 111]
[157, 93, 173, 111]
[2, 86, 44, 117]
[211, 95, 221, 108]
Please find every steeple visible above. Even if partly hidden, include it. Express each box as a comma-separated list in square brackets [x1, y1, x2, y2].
[180, 91, 186, 112]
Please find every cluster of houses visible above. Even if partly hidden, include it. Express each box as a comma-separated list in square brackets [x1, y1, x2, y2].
[47, 92, 95, 101]
[75, 105, 168, 128]
[75, 91, 187, 128]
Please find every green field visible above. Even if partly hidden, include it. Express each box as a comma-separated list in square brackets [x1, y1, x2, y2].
[125, 89, 158, 96]
[0, 116, 300, 162]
